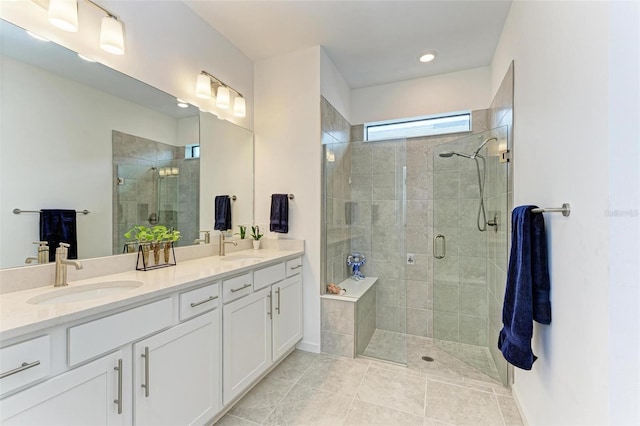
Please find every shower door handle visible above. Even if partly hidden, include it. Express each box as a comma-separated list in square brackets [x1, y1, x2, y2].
[434, 234, 446, 259]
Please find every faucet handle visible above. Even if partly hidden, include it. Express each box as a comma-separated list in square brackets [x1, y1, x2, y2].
[59, 242, 71, 248]
[33, 241, 48, 246]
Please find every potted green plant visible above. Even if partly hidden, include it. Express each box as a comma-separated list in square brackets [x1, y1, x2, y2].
[250, 225, 263, 250]
[235, 225, 247, 239]
[124, 225, 181, 266]
[124, 225, 154, 265]
[158, 227, 181, 263]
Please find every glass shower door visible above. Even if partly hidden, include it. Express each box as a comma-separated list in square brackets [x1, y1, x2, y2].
[432, 127, 509, 384]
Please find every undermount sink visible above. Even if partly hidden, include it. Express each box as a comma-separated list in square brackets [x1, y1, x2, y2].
[220, 254, 264, 262]
[27, 280, 144, 305]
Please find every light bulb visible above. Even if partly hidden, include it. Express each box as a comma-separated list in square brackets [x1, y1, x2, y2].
[49, 0, 78, 32]
[216, 86, 230, 109]
[100, 16, 125, 55]
[196, 73, 211, 99]
[233, 96, 246, 117]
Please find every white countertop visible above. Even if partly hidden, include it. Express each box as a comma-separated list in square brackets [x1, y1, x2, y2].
[0, 248, 303, 341]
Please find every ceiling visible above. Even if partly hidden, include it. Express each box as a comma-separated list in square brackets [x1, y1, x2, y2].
[185, 0, 512, 89]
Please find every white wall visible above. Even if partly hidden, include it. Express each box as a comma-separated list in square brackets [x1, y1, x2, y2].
[0, 56, 180, 268]
[491, 2, 612, 424]
[320, 48, 351, 124]
[254, 47, 322, 352]
[0, 0, 254, 130]
[608, 2, 640, 424]
[350, 66, 491, 124]
[199, 114, 254, 235]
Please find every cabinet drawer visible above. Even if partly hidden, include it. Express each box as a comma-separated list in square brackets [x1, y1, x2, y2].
[253, 262, 285, 291]
[179, 282, 220, 320]
[222, 273, 253, 303]
[68, 298, 172, 366]
[286, 257, 303, 277]
[0, 335, 50, 396]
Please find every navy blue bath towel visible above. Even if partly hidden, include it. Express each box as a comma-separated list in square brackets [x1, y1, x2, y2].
[40, 209, 77, 261]
[269, 194, 289, 233]
[498, 205, 551, 370]
[214, 195, 232, 231]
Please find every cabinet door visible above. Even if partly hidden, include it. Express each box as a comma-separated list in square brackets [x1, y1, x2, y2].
[222, 287, 272, 405]
[133, 310, 221, 426]
[0, 351, 125, 426]
[272, 275, 303, 361]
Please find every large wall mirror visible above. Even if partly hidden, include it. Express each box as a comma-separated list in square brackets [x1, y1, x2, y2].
[0, 19, 254, 269]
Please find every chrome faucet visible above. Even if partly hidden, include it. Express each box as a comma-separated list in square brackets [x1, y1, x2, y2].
[194, 230, 211, 244]
[219, 233, 237, 256]
[25, 241, 50, 264]
[54, 243, 82, 287]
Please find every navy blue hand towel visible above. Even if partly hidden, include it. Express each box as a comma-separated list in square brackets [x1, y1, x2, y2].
[269, 194, 289, 233]
[40, 209, 77, 261]
[214, 196, 232, 231]
[498, 205, 552, 370]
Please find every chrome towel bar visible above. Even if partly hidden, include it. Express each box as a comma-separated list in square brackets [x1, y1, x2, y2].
[13, 209, 90, 215]
[531, 203, 571, 217]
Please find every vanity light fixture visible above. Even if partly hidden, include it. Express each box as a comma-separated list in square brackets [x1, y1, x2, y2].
[195, 71, 246, 117]
[35, 0, 126, 55]
[419, 51, 437, 63]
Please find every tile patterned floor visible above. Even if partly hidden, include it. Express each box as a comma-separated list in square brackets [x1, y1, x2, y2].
[214, 338, 523, 425]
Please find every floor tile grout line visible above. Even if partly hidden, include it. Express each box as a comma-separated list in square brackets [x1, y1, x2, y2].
[224, 413, 261, 425]
[492, 391, 508, 426]
[343, 362, 371, 424]
[427, 376, 498, 395]
[423, 373, 429, 420]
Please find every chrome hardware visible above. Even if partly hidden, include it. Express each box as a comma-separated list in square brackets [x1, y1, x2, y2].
[0, 360, 40, 379]
[290, 264, 302, 270]
[141, 346, 150, 397]
[54, 242, 82, 287]
[267, 292, 272, 319]
[434, 234, 446, 259]
[114, 358, 123, 414]
[13, 209, 89, 215]
[499, 149, 511, 163]
[531, 203, 571, 217]
[219, 233, 238, 256]
[487, 212, 499, 233]
[276, 287, 281, 315]
[190, 295, 218, 307]
[230, 283, 251, 293]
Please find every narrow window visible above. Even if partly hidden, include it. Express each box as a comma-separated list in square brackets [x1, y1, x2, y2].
[365, 112, 471, 141]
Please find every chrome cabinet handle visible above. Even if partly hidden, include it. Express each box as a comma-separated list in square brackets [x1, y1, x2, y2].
[230, 283, 251, 293]
[267, 292, 272, 319]
[434, 234, 446, 259]
[114, 358, 123, 414]
[290, 264, 302, 270]
[190, 295, 218, 307]
[276, 287, 281, 315]
[0, 360, 40, 379]
[141, 346, 150, 397]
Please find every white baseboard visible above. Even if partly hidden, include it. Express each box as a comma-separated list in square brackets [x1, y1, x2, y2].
[296, 339, 320, 353]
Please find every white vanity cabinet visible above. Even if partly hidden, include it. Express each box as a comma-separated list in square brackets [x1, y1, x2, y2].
[222, 258, 303, 405]
[0, 350, 125, 425]
[133, 309, 220, 426]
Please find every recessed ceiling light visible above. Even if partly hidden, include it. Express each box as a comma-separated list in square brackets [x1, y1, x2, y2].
[27, 31, 50, 42]
[419, 51, 437, 63]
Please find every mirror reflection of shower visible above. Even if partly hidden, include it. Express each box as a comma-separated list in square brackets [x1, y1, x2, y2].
[438, 137, 497, 232]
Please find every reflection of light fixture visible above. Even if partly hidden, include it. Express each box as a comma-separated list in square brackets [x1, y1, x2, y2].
[326, 150, 335, 162]
[195, 70, 246, 117]
[48, 0, 79, 32]
[77, 53, 96, 62]
[35, 0, 126, 55]
[177, 98, 189, 108]
[158, 167, 179, 178]
[27, 31, 50, 42]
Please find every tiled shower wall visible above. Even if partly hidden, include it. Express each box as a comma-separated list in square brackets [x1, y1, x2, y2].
[487, 63, 514, 384]
[112, 130, 199, 254]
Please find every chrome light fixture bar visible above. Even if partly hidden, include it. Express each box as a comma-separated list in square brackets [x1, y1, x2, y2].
[36, 0, 125, 55]
[195, 70, 246, 117]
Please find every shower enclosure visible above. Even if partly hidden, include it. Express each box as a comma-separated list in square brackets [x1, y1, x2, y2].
[322, 116, 510, 384]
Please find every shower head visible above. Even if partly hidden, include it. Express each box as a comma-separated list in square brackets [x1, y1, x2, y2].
[471, 137, 498, 159]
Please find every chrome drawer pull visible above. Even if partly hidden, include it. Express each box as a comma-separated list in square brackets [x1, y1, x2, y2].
[276, 287, 281, 315]
[230, 283, 251, 293]
[290, 264, 302, 270]
[114, 358, 123, 414]
[0, 360, 40, 379]
[267, 292, 272, 319]
[190, 295, 218, 307]
[141, 346, 150, 397]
